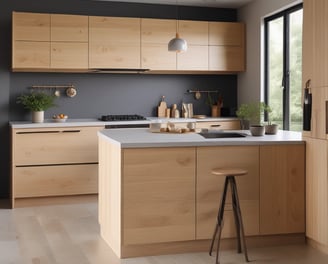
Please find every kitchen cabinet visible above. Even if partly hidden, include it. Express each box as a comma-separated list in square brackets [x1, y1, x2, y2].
[196, 146, 260, 239]
[12, 12, 89, 71]
[50, 14, 89, 70]
[12, 12, 51, 69]
[303, 137, 328, 246]
[177, 20, 209, 71]
[141, 18, 177, 70]
[122, 147, 195, 245]
[89, 16, 141, 69]
[12, 11, 246, 74]
[303, 0, 328, 254]
[259, 145, 305, 235]
[209, 22, 245, 72]
[11, 126, 103, 208]
[98, 132, 305, 258]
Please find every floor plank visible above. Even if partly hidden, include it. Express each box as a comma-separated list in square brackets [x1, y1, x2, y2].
[0, 200, 328, 264]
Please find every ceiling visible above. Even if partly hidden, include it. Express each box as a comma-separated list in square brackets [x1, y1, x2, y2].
[93, 0, 254, 8]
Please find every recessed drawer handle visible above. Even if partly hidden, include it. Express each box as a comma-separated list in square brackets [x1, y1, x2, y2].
[210, 124, 221, 127]
[62, 130, 81, 133]
[16, 131, 61, 134]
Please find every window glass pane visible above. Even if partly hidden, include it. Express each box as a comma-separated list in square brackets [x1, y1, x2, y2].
[289, 9, 303, 131]
[268, 17, 284, 129]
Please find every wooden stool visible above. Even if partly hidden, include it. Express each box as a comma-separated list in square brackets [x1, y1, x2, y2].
[209, 168, 249, 264]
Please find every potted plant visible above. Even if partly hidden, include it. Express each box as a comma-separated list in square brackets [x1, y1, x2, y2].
[17, 91, 56, 123]
[263, 104, 278, 134]
[236, 102, 267, 136]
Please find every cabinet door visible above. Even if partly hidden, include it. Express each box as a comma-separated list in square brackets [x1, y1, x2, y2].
[209, 45, 244, 72]
[89, 16, 141, 69]
[141, 18, 176, 70]
[13, 12, 50, 41]
[303, 137, 328, 245]
[177, 20, 209, 71]
[123, 147, 195, 245]
[12, 12, 51, 70]
[14, 164, 98, 198]
[260, 145, 305, 235]
[51, 14, 88, 42]
[12, 41, 50, 69]
[13, 126, 102, 165]
[51, 42, 88, 69]
[208, 22, 245, 72]
[196, 146, 260, 239]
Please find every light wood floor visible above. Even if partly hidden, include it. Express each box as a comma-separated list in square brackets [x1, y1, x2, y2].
[1, 198, 328, 264]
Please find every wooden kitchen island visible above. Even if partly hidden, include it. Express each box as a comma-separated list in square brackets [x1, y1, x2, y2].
[98, 128, 305, 258]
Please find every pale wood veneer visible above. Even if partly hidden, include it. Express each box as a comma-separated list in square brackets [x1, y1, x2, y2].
[122, 147, 196, 245]
[89, 16, 141, 69]
[11, 126, 103, 208]
[259, 145, 305, 235]
[196, 146, 260, 239]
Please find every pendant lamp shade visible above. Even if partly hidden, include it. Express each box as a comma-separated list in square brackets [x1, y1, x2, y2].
[168, 33, 188, 53]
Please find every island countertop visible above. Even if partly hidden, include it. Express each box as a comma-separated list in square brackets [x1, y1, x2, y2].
[98, 128, 304, 148]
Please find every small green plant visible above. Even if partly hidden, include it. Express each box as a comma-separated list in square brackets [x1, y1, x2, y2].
[236, 102, 268, 125]
[17, 91, 56, 111]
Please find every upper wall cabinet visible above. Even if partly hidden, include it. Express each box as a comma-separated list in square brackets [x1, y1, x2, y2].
[12, 12, 51, 69]
[12, 12, 89, 71]
[12, 12, 246, 74]
[177, 20, 209, 71]
[50, 14, 89, 70]
[141, 18, 177, 70]
[209, 22, 245, 72]
[89, 16, 141, 69]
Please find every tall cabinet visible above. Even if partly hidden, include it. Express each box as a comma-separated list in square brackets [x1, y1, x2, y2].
[303, 0, 328, 253]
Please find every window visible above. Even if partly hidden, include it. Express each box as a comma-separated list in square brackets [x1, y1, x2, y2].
[264, 4, 303, 131]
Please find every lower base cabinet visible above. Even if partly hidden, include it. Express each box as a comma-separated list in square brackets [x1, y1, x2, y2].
[14, 164, 98, 198]
[196, 146, 260, 239]
[122, 147, 196, 245]
[259, 145, 305, 235]
[98, 139, 305, 258]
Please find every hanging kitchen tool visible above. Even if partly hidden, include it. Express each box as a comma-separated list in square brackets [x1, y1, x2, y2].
[303, 79, 312, 131]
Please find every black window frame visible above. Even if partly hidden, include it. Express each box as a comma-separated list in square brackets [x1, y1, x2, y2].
[264, 3, 303, 130]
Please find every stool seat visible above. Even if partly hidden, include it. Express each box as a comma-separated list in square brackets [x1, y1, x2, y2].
[211, 168, 248, 177]
[209, 168, 249, 264]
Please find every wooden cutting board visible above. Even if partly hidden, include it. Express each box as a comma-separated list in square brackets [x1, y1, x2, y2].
[157, 98, 167, 117]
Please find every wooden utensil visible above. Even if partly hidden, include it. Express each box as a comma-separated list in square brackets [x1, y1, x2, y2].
[157, 96, 167, 117]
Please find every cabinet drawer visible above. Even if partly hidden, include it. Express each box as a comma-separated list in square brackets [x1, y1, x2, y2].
[196, 120, 241, 130]
[14, 164, 98, 198]
[13, 126, 102, 165]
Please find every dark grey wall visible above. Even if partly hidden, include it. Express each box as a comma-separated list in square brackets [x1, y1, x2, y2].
[0, 0, 238, 198]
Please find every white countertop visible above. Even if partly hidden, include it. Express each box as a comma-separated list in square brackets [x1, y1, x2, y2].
[10, 117, 238, 129]
[98, 128, 304, 148]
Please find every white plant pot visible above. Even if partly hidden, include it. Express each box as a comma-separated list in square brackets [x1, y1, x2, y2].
[32, 111, 44, 123]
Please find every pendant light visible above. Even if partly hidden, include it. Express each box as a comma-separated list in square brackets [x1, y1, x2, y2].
[168, 1, 188, 53]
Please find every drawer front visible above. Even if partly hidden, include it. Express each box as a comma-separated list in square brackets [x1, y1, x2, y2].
[13, 126, 103, 165]
[196, 120, 241, 130]
[14, 164, 98, 198]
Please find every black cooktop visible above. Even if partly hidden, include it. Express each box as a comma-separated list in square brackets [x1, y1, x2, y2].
[100, 114, 147, 121]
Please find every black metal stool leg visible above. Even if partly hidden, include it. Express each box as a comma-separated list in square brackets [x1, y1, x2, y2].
[209, 177, 229, 261]
[230, 177, 242, 253]
[231, 177, 249, 262]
